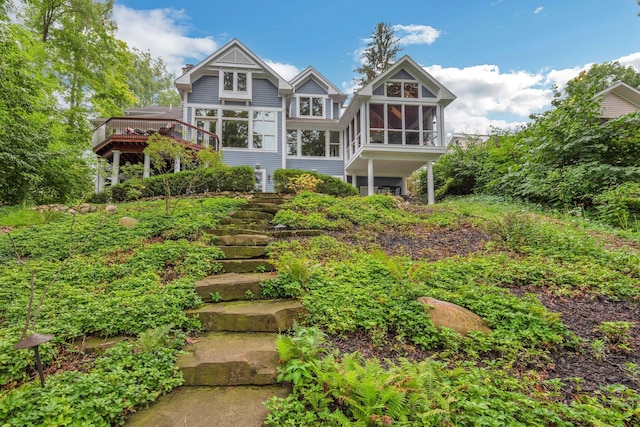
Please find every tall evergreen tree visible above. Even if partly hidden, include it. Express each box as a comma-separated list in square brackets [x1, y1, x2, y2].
[354, 22, 401, 88]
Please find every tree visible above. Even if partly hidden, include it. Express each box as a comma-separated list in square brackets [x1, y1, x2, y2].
[145, 134, 221, 214]
[127, 48, 182, 107]
[354, 22, 401, 88]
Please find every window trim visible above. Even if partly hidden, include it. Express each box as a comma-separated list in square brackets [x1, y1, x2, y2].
[192, 105, 278, 152]
[385, 80, 420, 99]
[286, 128, 342, 159]
[297, 95, 326, 118]
[219, 69, 252, 101]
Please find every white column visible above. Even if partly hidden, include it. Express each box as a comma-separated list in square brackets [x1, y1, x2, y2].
[427, 161, 434, 205]
[437, 106, 445, 147]
[143, 153, 151, 178]
[174, 156, 181, 173]
[367, 159, 374, 196]
[95, 169, 105, 193]
[351, 174, 358, 189]
[402, 176, 408, 196]
[111, 150, 121, 186]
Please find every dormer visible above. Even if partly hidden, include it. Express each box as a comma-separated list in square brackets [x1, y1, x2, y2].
[289, 67, 347, 120]
[175, 39, 292, 101]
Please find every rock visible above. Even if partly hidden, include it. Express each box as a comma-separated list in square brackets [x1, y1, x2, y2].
[417, 297, 491, 336]
[105, 204, 118, 214]
[68, 208, 77, 215]
[78, 203, 97, 214]
[118, 217, 139, 228]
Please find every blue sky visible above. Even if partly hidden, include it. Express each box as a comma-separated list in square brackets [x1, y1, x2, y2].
[113, 0, 640, 134]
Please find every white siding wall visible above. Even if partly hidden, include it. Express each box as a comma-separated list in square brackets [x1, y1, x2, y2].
[601, 93, 639, 119]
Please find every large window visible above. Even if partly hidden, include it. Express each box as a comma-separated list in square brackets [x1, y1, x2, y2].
[299, 96, 324, 118]
[369, 103, 437, 145]
[287, 129, 341, 158]
[222, 110, 249, 148]
[195, 109, 217, 147]
[252, 111, 276, 150]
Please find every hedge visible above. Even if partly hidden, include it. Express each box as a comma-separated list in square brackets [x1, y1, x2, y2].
[272, 169, 358, 197]
[105, 166, 255, 202]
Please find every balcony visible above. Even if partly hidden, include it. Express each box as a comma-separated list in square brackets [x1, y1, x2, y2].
[92, 117, 219, 164]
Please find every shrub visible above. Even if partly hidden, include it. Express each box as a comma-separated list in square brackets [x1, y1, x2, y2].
[273, 169, 357, 197]
[109, 166, 255, 202]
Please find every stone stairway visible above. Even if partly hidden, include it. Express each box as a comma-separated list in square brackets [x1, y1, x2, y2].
[125, 193, 303, 427]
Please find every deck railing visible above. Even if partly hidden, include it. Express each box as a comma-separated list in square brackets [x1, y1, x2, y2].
[92, 117, 220, 151]
[345, 130, 440, 161]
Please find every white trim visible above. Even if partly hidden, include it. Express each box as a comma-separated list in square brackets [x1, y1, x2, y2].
[296, 95, 328, 119]
[218, 69, 252, 101]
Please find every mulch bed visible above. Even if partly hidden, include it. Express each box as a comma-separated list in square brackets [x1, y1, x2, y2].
[326, 221, 640, 398]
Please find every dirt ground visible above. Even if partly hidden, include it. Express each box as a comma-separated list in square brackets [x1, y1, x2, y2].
[329, 221, 640, 397]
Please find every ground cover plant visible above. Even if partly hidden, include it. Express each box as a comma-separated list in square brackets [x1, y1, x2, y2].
[0, 196, 245, 425]
[265, 193, 640, 425]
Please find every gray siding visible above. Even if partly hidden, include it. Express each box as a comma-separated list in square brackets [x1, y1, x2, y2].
[297, 79, 326, 95]
[188, 76, 219, 104]
[290, 98, 297, 118]
[391, 70, 415, 80]
[251, 78, 281, 108]
[333, 102, 340, 119]
[373, 84, 384, 96]
[422, 86, 436, 98]
[222, 151, 281, 192]
[286, 159, 344, 176]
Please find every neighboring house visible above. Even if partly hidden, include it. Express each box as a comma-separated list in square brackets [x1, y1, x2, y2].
[445, 133, 490, 150]
[594, 81, 640, 121]
[92, 39, 456, 204]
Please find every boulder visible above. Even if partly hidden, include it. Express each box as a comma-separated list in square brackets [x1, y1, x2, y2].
[105, 204, 118, 214]
[118, 216, 139, 228]
[417, 297, 491, 336]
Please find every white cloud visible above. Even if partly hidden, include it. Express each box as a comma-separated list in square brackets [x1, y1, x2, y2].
[113, 5, 217, 77]
[263, 60, 301, 81]
[425, 64, 554, 133]
[534, 7, 544, 14]
[393, 24, 441, 46]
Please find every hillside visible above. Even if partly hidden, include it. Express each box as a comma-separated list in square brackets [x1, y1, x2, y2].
[1, 194, 639, 426]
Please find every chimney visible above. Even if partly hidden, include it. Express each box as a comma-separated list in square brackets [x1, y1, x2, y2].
[182, 64, 194, 74]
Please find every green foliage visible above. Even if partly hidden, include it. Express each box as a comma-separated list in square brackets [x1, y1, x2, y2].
[595, 321, 636, 352]
[272, 169, 358, 197]
[273, 192, 418, 231]
[110, 166, 255, 203]
[423, 62, 640, 223]
[0, 340, 183, 426]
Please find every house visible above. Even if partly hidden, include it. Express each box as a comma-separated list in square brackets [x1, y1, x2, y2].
[445, 133, 490, 150]
[92, 39, 456, 204]
[594, 81, 640, 121]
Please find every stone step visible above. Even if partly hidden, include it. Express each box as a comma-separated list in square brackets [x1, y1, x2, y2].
[125, 385, 290, 426]
[186, 299, 304, 332]
[221, 217, 269, 226]
[215, 234, 270, 246]
[219, 246, 266, 259]
[241, 203, 280, 215]
[231, 210, 274, 221]
[273, 229, 324, 238]
[195, 272, 276, 302]
[178, 332, 281, 386]
[216, 258, 275, 273]
[207, 225, 271, 236]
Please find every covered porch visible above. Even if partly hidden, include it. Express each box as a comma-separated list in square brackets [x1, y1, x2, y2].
[345, 144, 445, 204]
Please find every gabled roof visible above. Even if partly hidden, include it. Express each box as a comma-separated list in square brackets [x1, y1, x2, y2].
[289, 66, 347, 103]
[356, 55, 456, 107]
[593, 81, 640, 107]
[175, 38, 292, 96]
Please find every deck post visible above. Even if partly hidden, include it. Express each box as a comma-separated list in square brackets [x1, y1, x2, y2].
[111, 150, 121, 186]
[143, 153, 151, 178]
[367, 159, 374, 196]
[402, 176, 408, 196]
[174, 156, 181, 173]
[351, 174, 357, 189]
[427, 161, 434, 205]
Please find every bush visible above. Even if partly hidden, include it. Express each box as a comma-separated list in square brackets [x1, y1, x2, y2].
[109, 166, 255, 202]
[273, 169, 357, 197]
